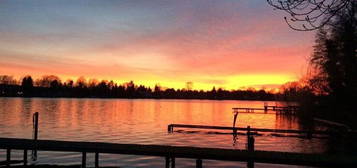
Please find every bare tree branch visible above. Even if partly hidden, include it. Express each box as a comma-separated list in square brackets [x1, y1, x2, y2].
[267, 0, 352, 31]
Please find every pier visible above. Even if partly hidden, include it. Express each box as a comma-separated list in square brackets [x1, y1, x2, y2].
[232, 104, 299, 114]
[167, 124, 337, 136]
[1, 137, 356, 168]
[1, 112, 355, 168]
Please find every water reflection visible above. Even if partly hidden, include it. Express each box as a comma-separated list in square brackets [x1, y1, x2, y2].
[0, 98, 327, 167]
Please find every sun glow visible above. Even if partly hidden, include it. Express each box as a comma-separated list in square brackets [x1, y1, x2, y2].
[0, 0, 313, 92]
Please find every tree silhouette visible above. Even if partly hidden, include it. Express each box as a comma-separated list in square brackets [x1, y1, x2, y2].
[21, 76, 34, 97]
[268, 0, 354, 31]
[310, 29, 343, 95]
[0, 74, 277, 101]
[76, 76, 87, 88]
[0, 75, 17, 85]
[308, 2, 356, 124]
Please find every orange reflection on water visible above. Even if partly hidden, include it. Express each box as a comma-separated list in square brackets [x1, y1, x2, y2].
[0, 97, 328, 167]
[0, 98, 299, 141]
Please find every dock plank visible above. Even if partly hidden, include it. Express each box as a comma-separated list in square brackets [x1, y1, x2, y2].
[0, 138, 356, 167]
[168, 124, 334, 135]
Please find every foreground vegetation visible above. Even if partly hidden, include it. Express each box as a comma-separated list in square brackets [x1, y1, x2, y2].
[277, 1, 357, 128]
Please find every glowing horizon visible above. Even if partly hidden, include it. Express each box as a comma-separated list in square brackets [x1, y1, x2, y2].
[0, 0, 315, 91]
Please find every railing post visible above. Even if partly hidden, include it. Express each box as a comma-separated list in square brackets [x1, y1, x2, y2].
[196, 159, 202, 168]
[264, 104, 268, 113]
[165, 156, 170, 168]
[247, 126, 255, 152]
[171, 157, 175, 168]
[248, 135, 255, 152]
[247, 126, 250, 141]
[168, 125, 173, 133]
[32, 112, 39, 161]
[95, 152, 99, 168]
[6, 148, 11, 167]
[165, 156, 175, 168]
[247, 126, 255, 168]
[247, 159, 254, 168]
[82, 152, 86, 168]
[24, 149, 28, 166]
[233, 111, 238, 128]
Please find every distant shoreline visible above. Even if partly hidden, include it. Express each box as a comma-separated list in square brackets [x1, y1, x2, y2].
[0, 83, 284, 101]
[0, 96, 280, 102]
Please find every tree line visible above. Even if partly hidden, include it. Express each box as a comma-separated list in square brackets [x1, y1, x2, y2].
[271, 1, 356, 127]
[0, 75, 278, 100]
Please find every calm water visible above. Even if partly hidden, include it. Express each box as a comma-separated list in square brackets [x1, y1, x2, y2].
[0, 98, 326, 168]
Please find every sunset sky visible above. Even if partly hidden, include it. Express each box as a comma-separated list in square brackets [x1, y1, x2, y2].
[0, 0, 315, 90]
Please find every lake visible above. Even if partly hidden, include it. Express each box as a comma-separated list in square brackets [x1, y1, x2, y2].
[0, 98, 327, 168]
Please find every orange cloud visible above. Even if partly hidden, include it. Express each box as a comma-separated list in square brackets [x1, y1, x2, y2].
[0, 0, 314, 90]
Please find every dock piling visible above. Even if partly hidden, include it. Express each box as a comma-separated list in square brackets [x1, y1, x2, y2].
[248, 135, 255, 152]
[246, 126, 255, 151]
[32, 112, 39, 161]
[95, 152, 99, 168]
[264, 102, 268, 113]
[168, 125, 174, 133]
[196, 159, 202, 168]
[165, 156, 170, 168]
[247, 126, 255, 168]
[81, 152, 86, 168]
[6, 149, 11, 167]
[165, 156, 175, 168]
[233, 111, 238, 128]
[248, 160, 254, 168]
[246, 126, 249, 150]
[23, 149, 28, 166]
[171, 157, 175, 168]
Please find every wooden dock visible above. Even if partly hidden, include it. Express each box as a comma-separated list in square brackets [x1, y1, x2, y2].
[0, 137, 356, 168]
[167, 124, 336, 136]
[232, 105, 299, 114]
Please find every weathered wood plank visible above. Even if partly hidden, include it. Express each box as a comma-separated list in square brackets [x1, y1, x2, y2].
[0, 138, 356, 167]
[168, 124, 335, 135]
[233, 108, 265, 111]
[0, 160, 24, 166]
